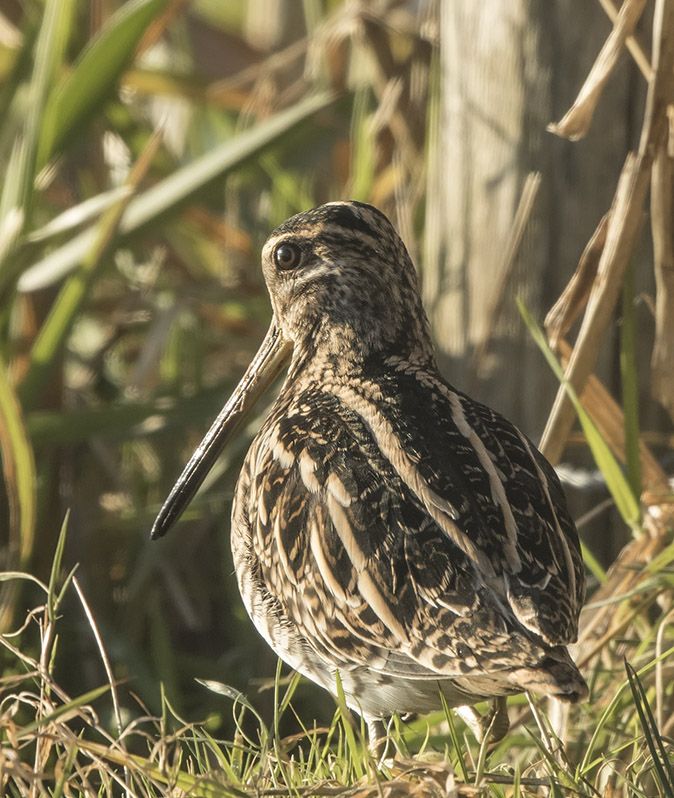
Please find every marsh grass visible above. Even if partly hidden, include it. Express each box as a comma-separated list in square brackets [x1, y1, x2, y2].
[2, 515, 674, 796]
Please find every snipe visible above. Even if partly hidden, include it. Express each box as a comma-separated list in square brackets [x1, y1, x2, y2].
[151, 201, 588, 751]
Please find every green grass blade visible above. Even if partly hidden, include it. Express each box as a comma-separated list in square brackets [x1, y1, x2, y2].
[196, 679, 267, 731]
[0, 142, 27, 266]
[513, 764, 522, 797]
[50, 736, 78, 798]
[18, 90, 335, 292]
[47, 510, 70, 622]
[333, 671, 365, 778]
[350, 87, 375, 202]
[580, 540, 607, 584]
[37, 0, 172, 168]
[439, 692, 469, 782]
[278, 669, 303, 719]
[620, 263, 642, 503]
[580, 643, 674, 774]
[644, 538, 674, 576]
[0, 571, 48, 591]
[26, 186, 132, 247]
[0, 351, 37, 630]
[0, 22, 38, 140]
[518, 300, 641, 529]
[625, 659, 674, 795]
[0, 0, 74, 266]
[0, 352, 36, 569]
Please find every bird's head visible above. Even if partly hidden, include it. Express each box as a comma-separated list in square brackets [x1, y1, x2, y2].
[150, 201, 433, 539]
[261, 201, 434, 364]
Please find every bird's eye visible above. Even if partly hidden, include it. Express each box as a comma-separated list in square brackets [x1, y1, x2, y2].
[274, 243, 301, 271]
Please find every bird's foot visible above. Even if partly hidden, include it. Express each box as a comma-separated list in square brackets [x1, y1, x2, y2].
[366, 717, 398, 763]
[456, 697, 509, 744]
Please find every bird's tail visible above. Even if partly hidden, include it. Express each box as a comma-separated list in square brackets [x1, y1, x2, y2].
[507, 646, 588, 703]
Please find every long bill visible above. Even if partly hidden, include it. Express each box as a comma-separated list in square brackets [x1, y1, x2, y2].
[150, 322, 292, 540]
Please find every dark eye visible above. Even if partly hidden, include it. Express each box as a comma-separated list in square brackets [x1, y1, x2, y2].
[274, 242, 301, 271]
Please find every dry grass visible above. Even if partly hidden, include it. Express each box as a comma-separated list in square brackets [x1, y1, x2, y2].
[2, 507, 674, 796]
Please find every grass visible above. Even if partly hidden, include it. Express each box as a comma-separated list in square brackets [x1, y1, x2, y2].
[1, 1, 673, 796]
[2, 516, 674, 796]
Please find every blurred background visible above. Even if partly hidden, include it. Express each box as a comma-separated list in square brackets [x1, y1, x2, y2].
[0, 0, 670, 741]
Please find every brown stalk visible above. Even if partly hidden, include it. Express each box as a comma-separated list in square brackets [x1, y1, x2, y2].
[549, 0, 648, 140]
[575, 505, 674, 666]
[541, 0, 674, 466]
[544, 212, 609, 349]
[137, 0, 193, 56]
[597, 0, 653, 80]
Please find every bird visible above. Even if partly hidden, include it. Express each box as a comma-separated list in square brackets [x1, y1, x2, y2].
[151, 200, 588, 753]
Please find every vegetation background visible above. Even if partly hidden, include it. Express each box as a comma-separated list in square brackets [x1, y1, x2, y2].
[0, 1, 673, 795]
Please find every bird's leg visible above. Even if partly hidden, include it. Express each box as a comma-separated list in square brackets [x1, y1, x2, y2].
[366, 717, 393, 762]
[485, 696, 510, 741]
[456, 697, 509, 743]
[455, 706, 486, 741]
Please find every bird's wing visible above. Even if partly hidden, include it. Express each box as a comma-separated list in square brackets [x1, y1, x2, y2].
[347, 363, 585, 646]
[243, 377, 581, 679]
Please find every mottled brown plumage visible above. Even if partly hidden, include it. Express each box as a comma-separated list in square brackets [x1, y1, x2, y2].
[152, 201, 588, 749]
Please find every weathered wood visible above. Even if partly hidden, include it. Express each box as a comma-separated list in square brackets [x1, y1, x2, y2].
[542, 0, 674, 464]
[544, 213, 609, 349]
[424, 1, 638, 439]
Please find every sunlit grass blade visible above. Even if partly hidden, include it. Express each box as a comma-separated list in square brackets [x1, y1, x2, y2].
[0, 183, 24, 267]
[0, 571, 48, 591]
[196, 678, 269, 749]
[518, 299, 641, 530]
[513, 764, 522, 797]
[625, 659, 674, 796]
[277, 668, 303, 719]
[19, 90, 335, 292]
[37, 0, 172, 168]
[26, 186, 132, 247]
[644, 538, 674, 576]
